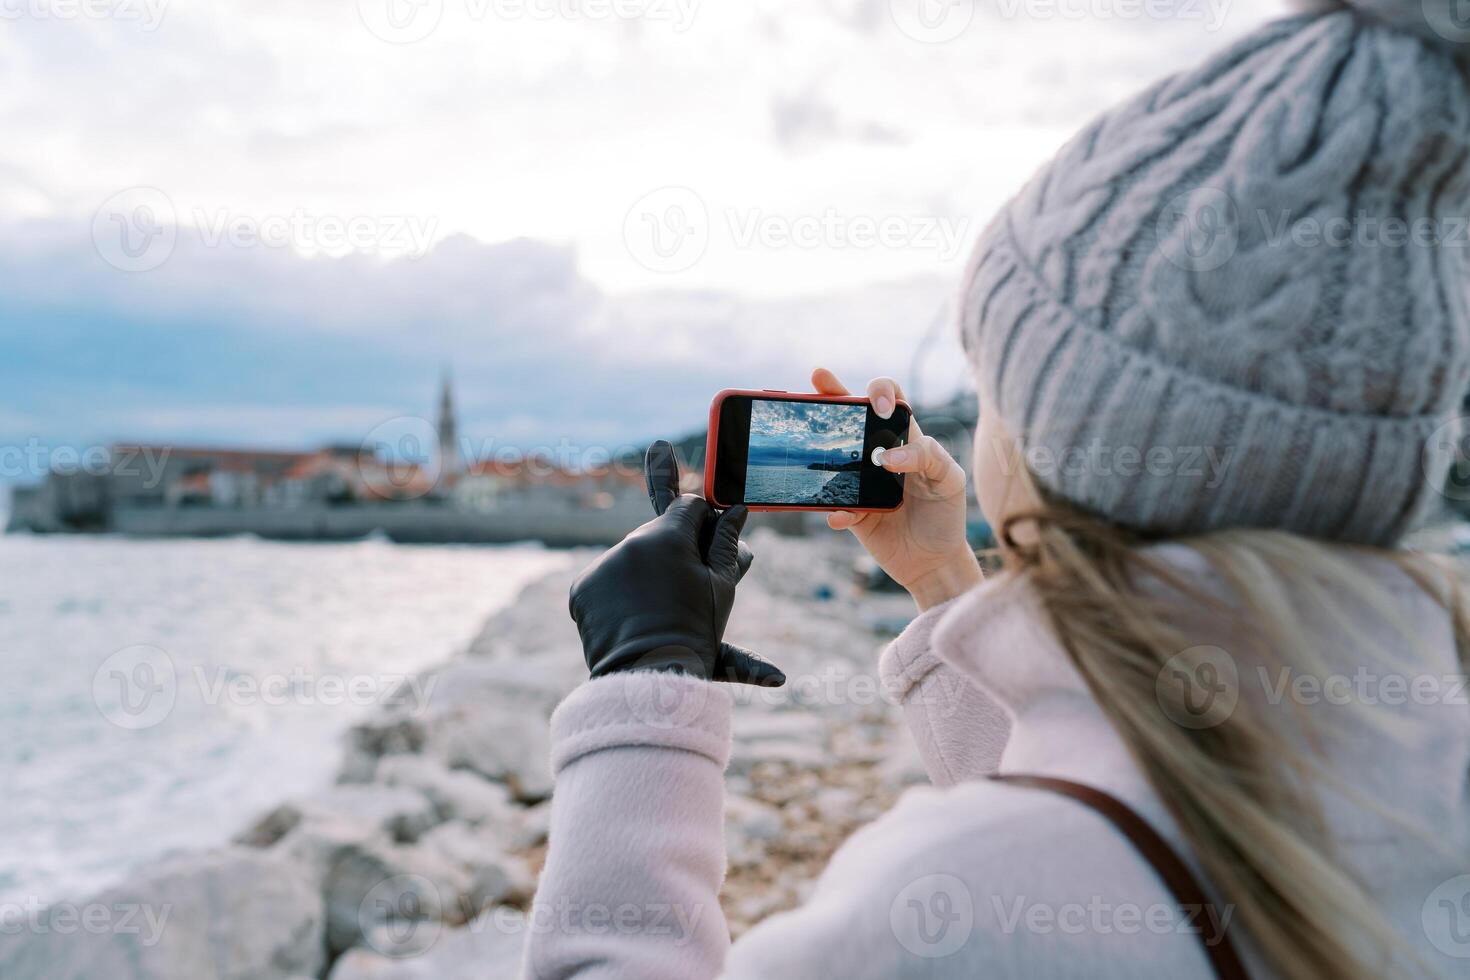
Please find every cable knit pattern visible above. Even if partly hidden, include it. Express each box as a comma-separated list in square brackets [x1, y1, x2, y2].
[961, 8, 1470, 545]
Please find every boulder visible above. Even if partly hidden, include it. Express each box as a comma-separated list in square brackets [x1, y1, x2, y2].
[320, 835, 474, 957]
[238, 784, 440, 848]
[419, 822, 534, 909]
[374, 754, 519, 828]
[0, 849, 323, 980]
[328, 908, 528, 980]
[425, 706, 554, 802]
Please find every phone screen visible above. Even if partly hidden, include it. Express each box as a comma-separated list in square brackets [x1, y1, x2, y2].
[712, 394, 908, 509]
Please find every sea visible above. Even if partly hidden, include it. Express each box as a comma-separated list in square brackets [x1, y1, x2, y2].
[0, 533, 568, 907]
[744, 464, 835, 504]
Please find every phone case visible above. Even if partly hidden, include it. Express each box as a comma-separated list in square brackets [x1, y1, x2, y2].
[703, 388, 909, 513]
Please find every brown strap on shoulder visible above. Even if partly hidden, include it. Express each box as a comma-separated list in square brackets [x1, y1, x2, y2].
[989, 773, 1249, 980]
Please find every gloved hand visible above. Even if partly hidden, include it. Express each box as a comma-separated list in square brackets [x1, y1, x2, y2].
[566, 443, 785, 686]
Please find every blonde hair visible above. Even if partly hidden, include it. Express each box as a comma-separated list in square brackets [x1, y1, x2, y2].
[994, 471, 1470, 980]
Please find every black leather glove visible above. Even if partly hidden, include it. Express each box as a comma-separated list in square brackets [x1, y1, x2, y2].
[566, 443, 785, 686]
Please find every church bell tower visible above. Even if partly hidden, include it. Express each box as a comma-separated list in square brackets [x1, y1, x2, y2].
[437, 371, 462, 486]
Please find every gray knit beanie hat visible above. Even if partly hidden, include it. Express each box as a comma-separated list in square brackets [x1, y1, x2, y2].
[962, 1, 1470, 545]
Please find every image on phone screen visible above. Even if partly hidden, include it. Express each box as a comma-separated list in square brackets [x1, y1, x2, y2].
[710, 393, 908, 510]
[745, 400, 866, 506]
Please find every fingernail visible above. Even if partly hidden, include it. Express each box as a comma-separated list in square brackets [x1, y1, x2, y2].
[875, 396, 894, 419]
[882, 447, 910, 465]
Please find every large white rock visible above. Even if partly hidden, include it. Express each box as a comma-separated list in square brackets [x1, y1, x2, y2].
[419, 822, 534, 909]
[425, 705, 554, 802]
[328, 908, 528, 980]
[374, 754, 519, 829]
[238, 784, 441, 849]
[0, 849, 324, 980]
[320, 834, 475, 957]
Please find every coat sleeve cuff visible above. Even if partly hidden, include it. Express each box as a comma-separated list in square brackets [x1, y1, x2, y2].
[879, 597, 960, 705]
[549, 671, 734, 775]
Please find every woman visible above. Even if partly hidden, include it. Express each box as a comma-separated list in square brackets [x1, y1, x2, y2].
[526, 3, 1470, 977]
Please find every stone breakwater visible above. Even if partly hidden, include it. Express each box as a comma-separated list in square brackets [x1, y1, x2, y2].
[800, 470, 861, 507]
[0, 530, 924, 979]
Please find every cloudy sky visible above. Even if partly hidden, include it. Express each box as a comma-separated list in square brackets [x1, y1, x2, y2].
[0, 0, 1277, 479]
[749, 399, 867, 459]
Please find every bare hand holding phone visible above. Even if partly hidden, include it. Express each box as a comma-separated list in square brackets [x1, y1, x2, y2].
[812, 368, 982, 611]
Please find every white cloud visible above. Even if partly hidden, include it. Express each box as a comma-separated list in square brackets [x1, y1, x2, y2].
[1, 0, 1278, 297]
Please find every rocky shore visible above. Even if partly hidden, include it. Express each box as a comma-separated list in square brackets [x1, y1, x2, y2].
[800, 470, 861, 507]
[0, 530, 923, 979]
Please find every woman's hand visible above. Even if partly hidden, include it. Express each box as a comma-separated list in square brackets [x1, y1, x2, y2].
[569, 490, 786, 686]
[813, 368, 982, 610]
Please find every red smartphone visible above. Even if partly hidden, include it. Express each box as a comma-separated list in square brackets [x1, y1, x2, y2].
[704, 389, 911, 512]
